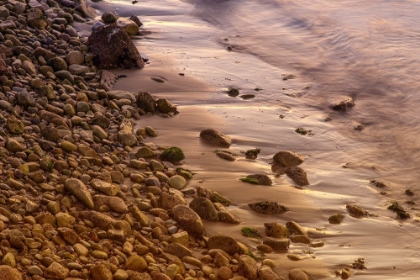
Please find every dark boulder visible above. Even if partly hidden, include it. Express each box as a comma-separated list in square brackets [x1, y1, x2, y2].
[87, 25, 144, 69]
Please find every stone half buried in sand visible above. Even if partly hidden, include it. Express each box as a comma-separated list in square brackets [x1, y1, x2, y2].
[87, 24, 144, 69]
[346, 204, 367, 218]
[330, 95, 355, 111]
[248, 201, 289, 215]
[285, 166, 309, 186]
[200, 128, 232, 147]
[241, 174, 272, 185]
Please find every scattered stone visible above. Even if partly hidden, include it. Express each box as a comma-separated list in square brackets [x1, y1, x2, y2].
[329, 214, 345, 224]
[241, 227, 261, 238]
[331, 96, 355, 111]
[160, 147, 185, 163]
[285, 166, 309, 186]
[264, 223, 289, 238]
[248, 201, 289, 214]
[200, 128, 232, 147]
[263, 237, 290, 251]
[346, 204, 367, 218]
[238, 255, 258, 279]
[273, 151, 304, 168]
[242, 174, 272, 185]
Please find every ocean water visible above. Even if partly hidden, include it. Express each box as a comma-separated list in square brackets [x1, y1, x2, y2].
[88, 0, 420, 278]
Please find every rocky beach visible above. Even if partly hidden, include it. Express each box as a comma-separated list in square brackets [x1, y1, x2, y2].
[1, 0, 420, 279]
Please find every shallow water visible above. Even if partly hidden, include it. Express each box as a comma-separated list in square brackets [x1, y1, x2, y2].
[86, 0, 420, 278]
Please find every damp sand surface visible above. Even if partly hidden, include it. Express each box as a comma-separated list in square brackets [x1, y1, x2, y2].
[86, 0, 420, 278]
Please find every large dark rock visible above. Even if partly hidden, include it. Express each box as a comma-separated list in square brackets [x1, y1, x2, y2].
[87, 25, 144, 69]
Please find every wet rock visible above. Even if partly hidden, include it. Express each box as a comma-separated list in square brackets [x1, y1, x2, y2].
[244, 174, 272, 185]
[238, 255, 258, 280]
[263, 237, 290, 251]
[286, 221, 307, 236]
[102, 12, 117, 24]
[217, 205, 240, 224]
[285, 166, 309, 186]
[346, 204, 367, 218]
[171, 205, 204, 236]
[189, 197, 219, 221]
[64, 178, 94, 209]
[273, 151, 304, 168]
[264, 223, 289, 238]
[288, 269, 309, 280]
[156, 98, 177, 113]
[290, 235, 311, 244]
[87, 25, 144, 69]
[207, 235, 241, 254]
[216, 151, 236, 161]
[331, 96, 355, 111]
[160, 147, 185, 163]
[116, 18, 139, 35]
[136, 92, 156, 113]
[145, 126, 158, 137]
[99, 70, 118, 91]
[329, 214, 345, 224]
[200, 128, 232, 147]
[248, 201, 289, 214]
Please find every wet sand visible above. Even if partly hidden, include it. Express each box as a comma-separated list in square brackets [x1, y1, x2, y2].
[84, 0, 420, 278]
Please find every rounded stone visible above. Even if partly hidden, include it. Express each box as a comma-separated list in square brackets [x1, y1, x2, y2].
[168, 175, 187, 190]
[125, 255, 147, 272]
